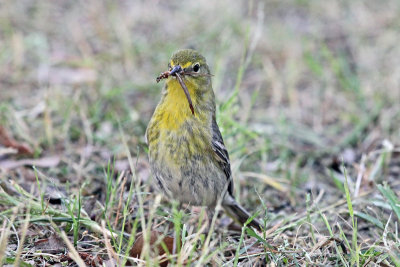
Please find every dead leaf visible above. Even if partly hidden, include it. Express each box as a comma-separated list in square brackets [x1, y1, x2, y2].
[35, 234, 66, 253]
[0, 126, 33, 155]
[78, 252, 103, 267]
[59, 252, 103, 267]
[130, 231, 175, 267]
[0, 156, 60, 170]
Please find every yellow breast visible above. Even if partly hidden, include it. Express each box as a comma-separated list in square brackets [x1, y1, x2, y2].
[157, 78, 198, 131]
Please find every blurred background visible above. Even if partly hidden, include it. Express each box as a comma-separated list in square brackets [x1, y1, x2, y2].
[1, 0, 400, 265]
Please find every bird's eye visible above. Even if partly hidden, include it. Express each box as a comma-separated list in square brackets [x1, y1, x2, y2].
[193, 63, 200, 73]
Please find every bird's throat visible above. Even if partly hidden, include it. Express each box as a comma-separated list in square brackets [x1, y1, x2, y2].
[157, 79, 197, 130]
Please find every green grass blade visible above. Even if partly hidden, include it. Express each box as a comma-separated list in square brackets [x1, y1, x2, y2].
[377, 183, 400, 222]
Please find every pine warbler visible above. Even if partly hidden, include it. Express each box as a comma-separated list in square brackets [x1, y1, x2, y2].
[146, 49, 262, 230]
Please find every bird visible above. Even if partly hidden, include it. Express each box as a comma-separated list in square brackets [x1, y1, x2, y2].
[146, 49, 263, 230]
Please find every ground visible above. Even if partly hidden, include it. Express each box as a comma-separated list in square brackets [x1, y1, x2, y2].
[0, 0, 400, 266]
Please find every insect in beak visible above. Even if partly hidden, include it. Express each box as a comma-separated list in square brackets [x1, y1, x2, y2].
[156, 65, 195, 115]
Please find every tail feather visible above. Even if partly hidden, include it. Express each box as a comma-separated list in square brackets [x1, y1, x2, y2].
[223, 199, 263, 231]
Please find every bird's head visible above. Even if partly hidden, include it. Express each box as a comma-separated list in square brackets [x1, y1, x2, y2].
[157, 49, 212, 115]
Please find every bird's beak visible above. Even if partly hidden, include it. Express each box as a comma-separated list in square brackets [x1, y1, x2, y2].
[169, 65, 182, 76]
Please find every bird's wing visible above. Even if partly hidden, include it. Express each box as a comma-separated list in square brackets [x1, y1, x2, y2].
[211, 117, 233, 195]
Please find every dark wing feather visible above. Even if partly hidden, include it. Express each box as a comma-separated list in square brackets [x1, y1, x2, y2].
[211, 117, 233, 195]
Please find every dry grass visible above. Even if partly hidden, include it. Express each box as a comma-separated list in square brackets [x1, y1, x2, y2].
[1, 0, 400, 266]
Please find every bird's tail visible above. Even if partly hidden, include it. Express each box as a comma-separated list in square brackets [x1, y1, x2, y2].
[223, 198, 263, 231]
